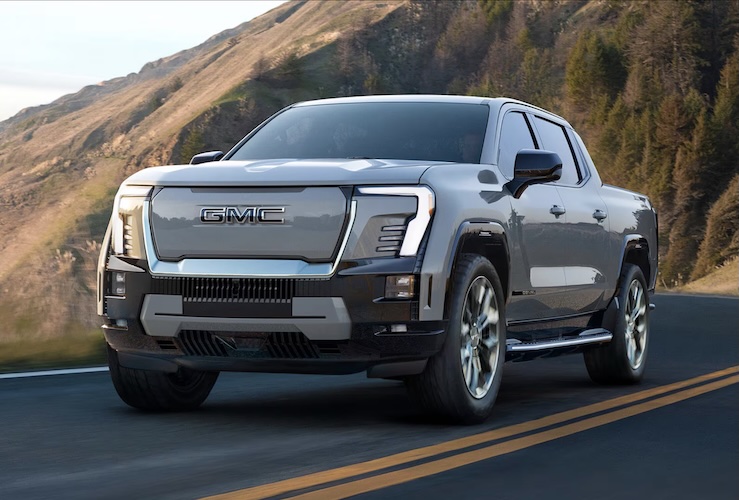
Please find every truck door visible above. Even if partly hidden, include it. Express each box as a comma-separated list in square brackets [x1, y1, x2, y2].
[497, 109, 571, 322]
[530, 116, 611, 314]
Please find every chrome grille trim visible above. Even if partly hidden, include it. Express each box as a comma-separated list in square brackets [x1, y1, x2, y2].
[142, 199, 357, 278]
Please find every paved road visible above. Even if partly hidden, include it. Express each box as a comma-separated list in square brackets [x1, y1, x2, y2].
[1, 294, 737, 500]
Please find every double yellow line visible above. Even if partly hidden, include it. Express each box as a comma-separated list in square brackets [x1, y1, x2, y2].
[206, 366, 739, 500]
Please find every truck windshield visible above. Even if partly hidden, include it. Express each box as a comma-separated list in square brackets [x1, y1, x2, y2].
[228, 102, 489, 163]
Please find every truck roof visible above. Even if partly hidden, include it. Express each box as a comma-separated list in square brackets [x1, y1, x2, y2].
[293, 95, 567, 124]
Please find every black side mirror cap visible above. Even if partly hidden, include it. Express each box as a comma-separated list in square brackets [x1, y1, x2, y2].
[190, 151, 224, 165]
[505, 149, 562, 198]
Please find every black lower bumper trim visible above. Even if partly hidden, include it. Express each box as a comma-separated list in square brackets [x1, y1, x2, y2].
[113, 349, 427, 376]
[117, 351, 179, 373]
[104, 320, 444, 376]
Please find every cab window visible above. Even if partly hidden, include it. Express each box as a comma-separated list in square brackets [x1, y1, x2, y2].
[497, 111, 537, 179]
[532, 116, 581, 185]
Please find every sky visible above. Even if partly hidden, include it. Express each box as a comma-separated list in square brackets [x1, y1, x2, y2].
[0, 1, 286, 122]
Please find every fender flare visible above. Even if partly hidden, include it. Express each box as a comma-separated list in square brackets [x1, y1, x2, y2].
[441, 220, 509, 318]
[615, 234, 652, 293]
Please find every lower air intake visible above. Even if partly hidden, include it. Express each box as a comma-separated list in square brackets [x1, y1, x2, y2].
[178, 330, 229, 357]
[176, 330, 323, 359]
[266, 332, 319, 359]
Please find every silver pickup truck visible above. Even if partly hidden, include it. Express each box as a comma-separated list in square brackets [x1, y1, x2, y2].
[98, 95, 658, 423]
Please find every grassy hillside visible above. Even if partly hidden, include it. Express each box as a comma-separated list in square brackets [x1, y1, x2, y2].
[0, 0, 403, 341]
[677, 258, 739, 296]
[0, 0, 737, 344]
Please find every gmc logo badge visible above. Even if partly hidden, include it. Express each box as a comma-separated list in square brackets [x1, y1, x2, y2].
[200, 206, 285, 224]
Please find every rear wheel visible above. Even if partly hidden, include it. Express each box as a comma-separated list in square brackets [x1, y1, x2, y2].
[584, 264, 649, 384]
[406, 254, 505, 424]
[107, 345, 218, 411]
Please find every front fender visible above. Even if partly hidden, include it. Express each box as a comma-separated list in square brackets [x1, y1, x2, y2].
[420, 219, 508, 321]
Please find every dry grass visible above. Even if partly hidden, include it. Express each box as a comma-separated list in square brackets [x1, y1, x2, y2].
[0, 331, 105, 373]
[674, 257, 739, 296]
[0, 1, 405, 343]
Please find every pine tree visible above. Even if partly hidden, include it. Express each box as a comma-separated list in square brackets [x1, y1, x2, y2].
[566, 31, 625, 110]
[706, 49, 739, 199]
[691, 175, 739, 280]
[179, 129, 205, 164]
[624, 0, 704, 110]
[662, 112, 713, 284]
[650, 91, 706, 224]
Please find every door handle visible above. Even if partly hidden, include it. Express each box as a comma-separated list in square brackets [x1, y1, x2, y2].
[593, 209, 608, 221]
[550, 205, 566, 217]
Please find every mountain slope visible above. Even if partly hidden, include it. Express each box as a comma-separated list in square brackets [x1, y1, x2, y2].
[0, 0, 736, 341]
[0, 0, 404, 340]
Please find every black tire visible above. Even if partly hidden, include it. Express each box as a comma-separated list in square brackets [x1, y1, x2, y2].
[406, 254, 506, 424]
[107, 345, 218, 411]
[584, 264, 649, 384]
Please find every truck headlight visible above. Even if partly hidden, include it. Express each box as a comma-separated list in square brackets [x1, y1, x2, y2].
[111, 185, 152, 259]
[356, 186, 435, 257]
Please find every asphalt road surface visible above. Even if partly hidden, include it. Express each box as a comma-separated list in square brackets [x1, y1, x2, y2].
[1, 294, 737, 500]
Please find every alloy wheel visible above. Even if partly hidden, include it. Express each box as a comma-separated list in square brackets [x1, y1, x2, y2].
[624, 278, 648, 369]
[460, 276, 501, 399]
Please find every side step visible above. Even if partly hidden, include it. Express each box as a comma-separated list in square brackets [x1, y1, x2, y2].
[506, 328, 612, 362]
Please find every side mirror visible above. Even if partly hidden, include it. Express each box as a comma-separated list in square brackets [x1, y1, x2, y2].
[505, 149, 562, 198]
[190, 151, 224, 165]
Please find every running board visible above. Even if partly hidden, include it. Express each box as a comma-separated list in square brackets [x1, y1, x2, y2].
[506, 328, 612, 362]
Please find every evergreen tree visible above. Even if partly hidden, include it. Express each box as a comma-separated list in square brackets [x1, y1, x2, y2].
[650, 91, 706, 224]
[662, 112, 713, 284]
[706, 49, 739, 199]
[566, 31, 625, 110]
[179, 129, 204, 164]
[691, 175, 739, 280]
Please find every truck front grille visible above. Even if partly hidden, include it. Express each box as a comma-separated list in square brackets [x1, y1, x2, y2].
[151, 277, 331, 303]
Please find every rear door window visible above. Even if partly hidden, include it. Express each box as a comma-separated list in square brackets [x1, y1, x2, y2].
[532, 116, 580, 185]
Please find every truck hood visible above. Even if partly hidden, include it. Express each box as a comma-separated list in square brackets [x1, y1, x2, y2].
[122, 159, 440, 187]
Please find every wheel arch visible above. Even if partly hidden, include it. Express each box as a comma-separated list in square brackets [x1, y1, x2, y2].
[443, 221, 510, 320]
[617, 235, 652, 294]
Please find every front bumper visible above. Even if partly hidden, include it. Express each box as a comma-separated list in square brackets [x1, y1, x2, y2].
[102, 259, 446, 377]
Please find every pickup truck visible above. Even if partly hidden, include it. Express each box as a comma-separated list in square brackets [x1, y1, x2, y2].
[97, 95, 658, 423]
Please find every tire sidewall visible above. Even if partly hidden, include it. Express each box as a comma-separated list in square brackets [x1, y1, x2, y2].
[107, 344, 218, 411]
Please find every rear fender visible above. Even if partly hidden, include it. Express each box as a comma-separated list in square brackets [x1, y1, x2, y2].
[616, 235, 653, 295]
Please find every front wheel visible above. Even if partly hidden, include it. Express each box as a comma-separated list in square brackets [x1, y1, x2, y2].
[584, 264, 649, 384]
[406, 254, 506, 424]
[107, 345, 218, 411]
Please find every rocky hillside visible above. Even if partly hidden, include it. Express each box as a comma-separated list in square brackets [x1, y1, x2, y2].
[0, 0, 737, 341]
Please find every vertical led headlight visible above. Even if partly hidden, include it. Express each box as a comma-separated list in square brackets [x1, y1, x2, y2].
[111, 185, 152, 259]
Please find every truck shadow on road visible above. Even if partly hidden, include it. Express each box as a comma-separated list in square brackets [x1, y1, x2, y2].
[126, 358, 609, 429]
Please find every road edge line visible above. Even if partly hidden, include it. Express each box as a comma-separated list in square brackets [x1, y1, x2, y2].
[0, 366, 109, 380]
